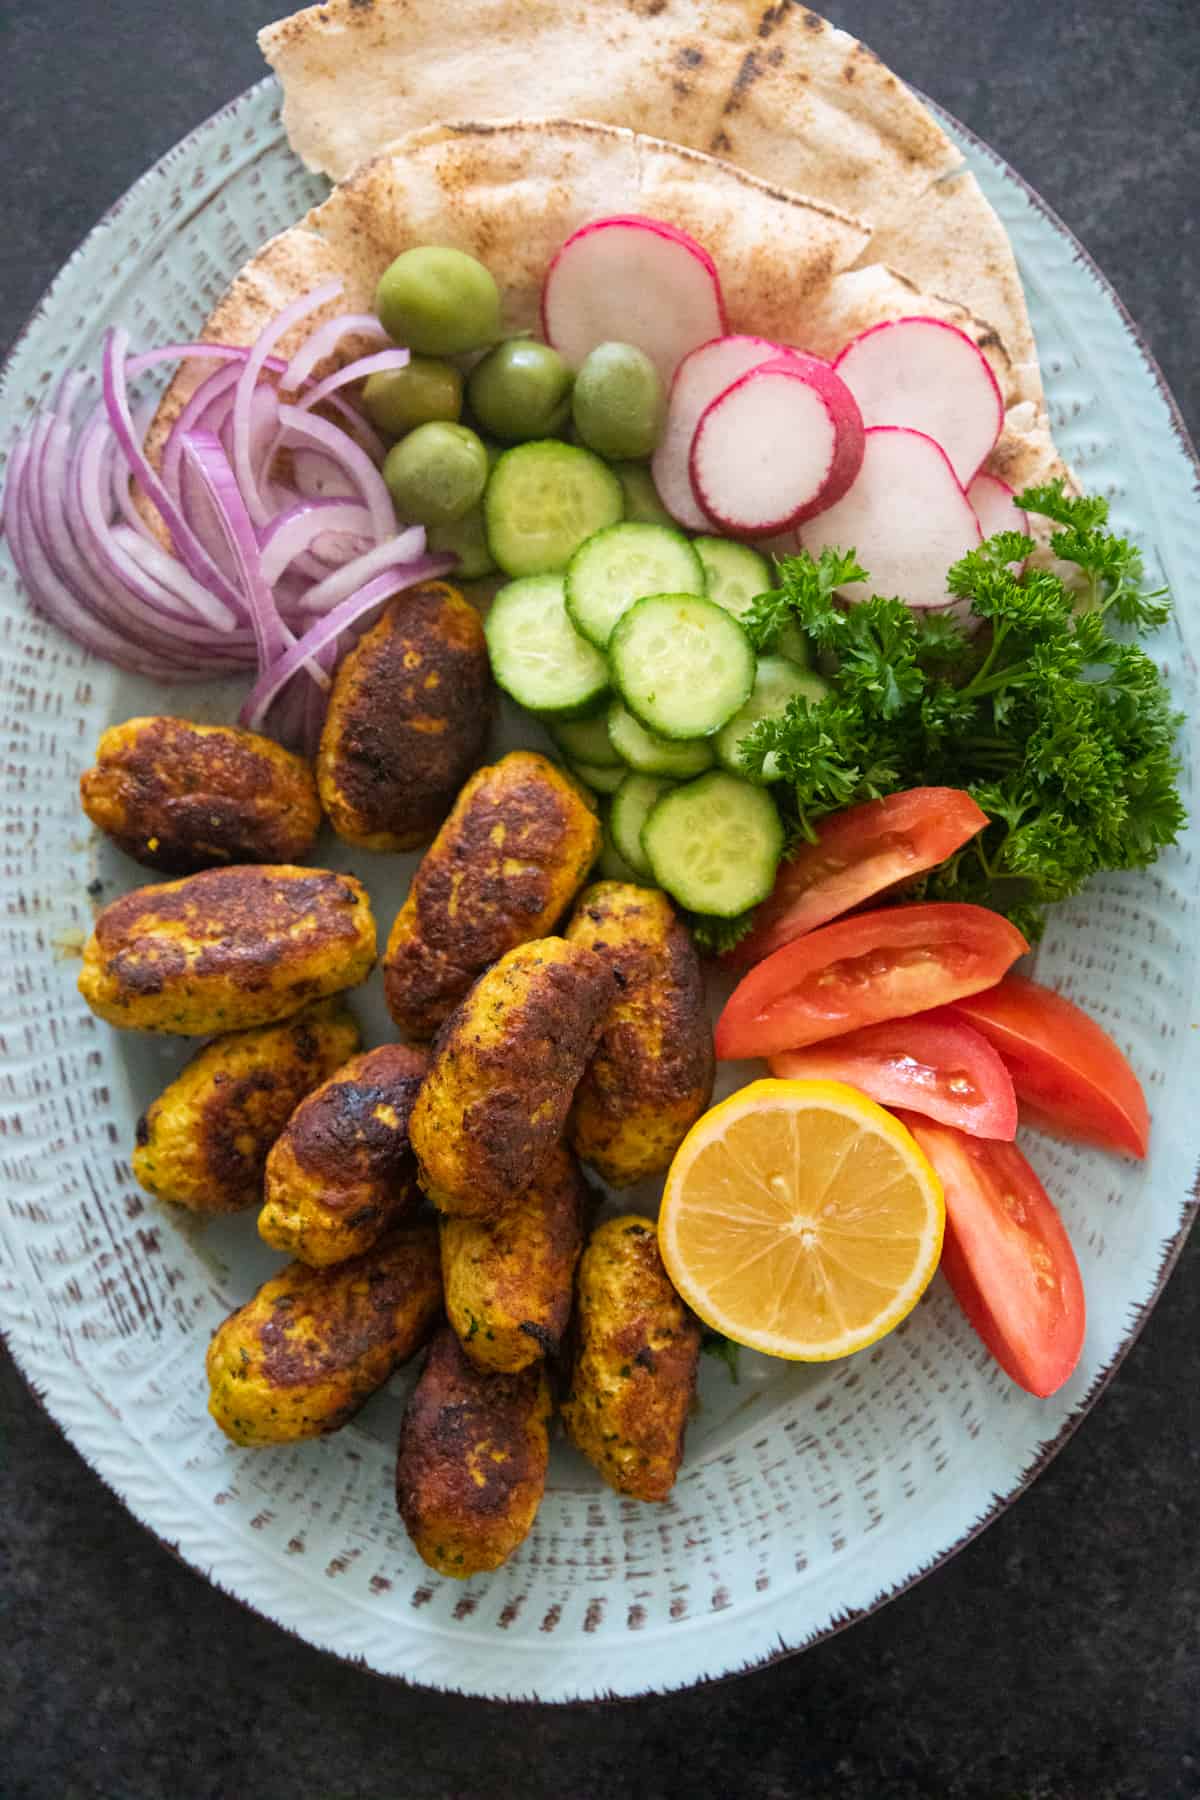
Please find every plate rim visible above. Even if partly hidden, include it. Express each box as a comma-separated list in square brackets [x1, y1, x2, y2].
[1, 73, 1197, 1705]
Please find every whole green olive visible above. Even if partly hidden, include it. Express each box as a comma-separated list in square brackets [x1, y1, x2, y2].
[363, 357, 463, 437]
[426, 504, 497, 580]
[467, 339, 574, 443]
[375, 247, 501, 357]
[383, 422, 489, 527]
[571, 341, 665, 461]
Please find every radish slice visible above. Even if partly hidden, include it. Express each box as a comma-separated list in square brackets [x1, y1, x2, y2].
[967, 472, 1029, 538]
[652, 335, 784, 529]
[834, 317, 1003, 486]
[800, 426, 982, 610]
[689, 355, 865, 537]
[541, 215, 726, 386]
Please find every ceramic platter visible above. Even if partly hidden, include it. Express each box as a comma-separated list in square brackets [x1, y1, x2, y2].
[0, 77, 1197, 1702]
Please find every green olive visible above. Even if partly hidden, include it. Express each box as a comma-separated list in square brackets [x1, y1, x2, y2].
[383, 422, 489, 527]
[375, 247, 502, 357]
[467, 339, 574, 443]
[426, 503, 497, 580]
[363, 357, 463, 438]
[571, 341, 665, 461]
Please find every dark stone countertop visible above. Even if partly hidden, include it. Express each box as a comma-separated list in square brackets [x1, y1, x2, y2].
[2, 3, 1198, 1795]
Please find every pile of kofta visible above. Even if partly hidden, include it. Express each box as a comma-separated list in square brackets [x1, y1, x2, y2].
[77, 579, 716, 1578]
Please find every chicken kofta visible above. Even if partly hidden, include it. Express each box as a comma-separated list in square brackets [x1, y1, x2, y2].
[561, 1215, 701, 1503]
[80, 715, 321, 874]
[395, 1324, 551, 1578]
[440, 1142, 591, 1372]
[206, 1221, 442, 1447]
[409, 937, 614, 1217]
[259, 1042, 429, 1266]
[78, 864, 376, 1035]
[316, 582, 494, 852]
[383, 750, 600, 1039]
[132, 1000, 359, 1213]
[565, 883, 714, 1187]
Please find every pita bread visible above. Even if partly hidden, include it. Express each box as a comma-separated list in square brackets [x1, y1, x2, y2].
[258, 0, 1040, 414]
[147, 117, 868, 464]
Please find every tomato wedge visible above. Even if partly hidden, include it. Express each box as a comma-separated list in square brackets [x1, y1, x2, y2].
[769, 1016, 1017, 1139]
[715, 902, 1029, 1061]
[899, 1115, 1086, 1397]
[726, 788, 989, 969]
[948, 975, 1149, 1159]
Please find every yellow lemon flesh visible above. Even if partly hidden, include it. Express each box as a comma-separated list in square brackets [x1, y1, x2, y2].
[658, 1078, 945, 1361]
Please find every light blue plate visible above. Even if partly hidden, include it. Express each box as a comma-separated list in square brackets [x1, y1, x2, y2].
[0, 80, 1196, 1702]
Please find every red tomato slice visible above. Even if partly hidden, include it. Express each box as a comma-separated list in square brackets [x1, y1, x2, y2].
[715, 902, 1029, 1061]
[899, 1115, 1086, 1397]
[948, 975, 1149, 1159]
[769, 1016, 1017, 1139]
[726, 787, 989, 969]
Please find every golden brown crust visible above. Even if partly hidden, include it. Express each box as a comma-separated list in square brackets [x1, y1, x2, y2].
[561, 1214, 700, 1503]
[78, 864, 376, 1034]
[79, 715, 321, 874]
[440, 1142, 589, 1372]
[316, 584, 494, 852]
[409, 938, 615, 1217]
[132, 1000, 360, 1213]
[205, 1222, 442, 1446]
[383, 751, 601, 1038]
[395, 1323, 551, 1577]
[259, 1042, 429, 1265]
[566, 883, 714, 1187]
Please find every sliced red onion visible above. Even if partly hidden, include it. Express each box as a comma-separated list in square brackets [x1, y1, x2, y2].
[231, 280, 343, 526]
[323, 393, 387, 462]
[290, 448, 361, 499]
[295, 348, 410, 415]
[276, 404, 397, 542]
[281, 312, 389, 392]
[179, 431, 291, 668]
[294, 528, 428, 616]
[238, 554, 454, 733]
[258, 500, 373, 587]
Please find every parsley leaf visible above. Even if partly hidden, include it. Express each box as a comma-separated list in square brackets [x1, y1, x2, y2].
[700, 1331, 741, 1382]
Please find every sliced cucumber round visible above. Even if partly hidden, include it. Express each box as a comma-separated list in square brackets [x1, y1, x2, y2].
[610, 773, 676, 881]
[569, 759, 626, 795]
[695, 535, 811, 667]
[484, 440, 623, 577]
[716, 658, 831, 782]
[548, 711, 623, 768]
[607, 699, 714, 778]
[609, 592, 755, 741]
[642, 771, 784, 917]
[484, 574, 609, 719]
[595, 819, 646, 885]
[565, 521, 705, 648]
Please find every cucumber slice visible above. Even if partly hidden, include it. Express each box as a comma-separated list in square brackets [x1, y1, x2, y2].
[484, 440, 623, 577]
[565, 521, 705, 648]
[570, 759, 626, 795]
[607, 700, 714, 778]
[642, 771, 784, 917]
[695, 535, 811, 667]
[716, 657, 831, 782]
[549, 712, 623, 767]
[484, 574, 609, 719]
[609, 593, 755, 740]
[610, 773, 676, 881]
[613, 461, 675, 527]
[595, 819, 646, 885]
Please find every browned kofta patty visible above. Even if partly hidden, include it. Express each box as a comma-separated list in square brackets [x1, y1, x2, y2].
[316, 582, 494, 851]
[395, 1324, 551, 1578]
[80, 715, 320, 873]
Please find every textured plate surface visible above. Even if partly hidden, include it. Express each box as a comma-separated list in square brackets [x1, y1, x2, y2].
[0, 80, 1197, 1703]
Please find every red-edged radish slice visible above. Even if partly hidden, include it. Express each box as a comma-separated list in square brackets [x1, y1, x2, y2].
[651, 335, 783, 529]
[967, 472, 1029, 538]
[834, 317, 1003, 486]
[800, 426, 982, 610]
[690, 355, 865, 537]
[541, 215, 726, 387]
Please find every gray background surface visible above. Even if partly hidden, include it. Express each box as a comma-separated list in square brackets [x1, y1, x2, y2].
[2, 3, 1198, 1796]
